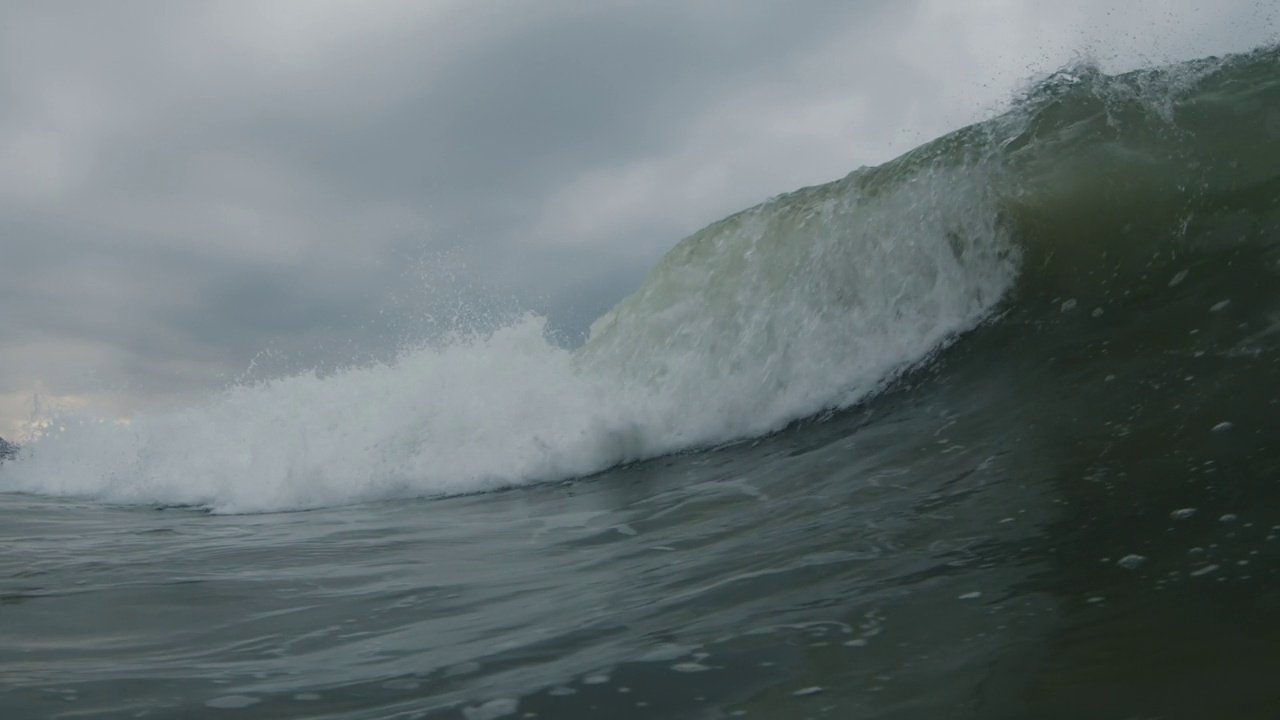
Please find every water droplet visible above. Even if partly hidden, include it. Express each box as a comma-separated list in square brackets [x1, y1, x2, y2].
[1117, 554, 1147, 569]
[548, 687, 576, 697]
[463, 698, 518, 720]
[792, 687, 824, 697]
[205, 696, 260, 710]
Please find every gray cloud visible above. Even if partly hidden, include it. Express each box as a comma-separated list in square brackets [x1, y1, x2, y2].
[1, 0, 1274, 437]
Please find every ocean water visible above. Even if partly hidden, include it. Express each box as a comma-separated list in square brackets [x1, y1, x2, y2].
[3, 46, 1280, 719]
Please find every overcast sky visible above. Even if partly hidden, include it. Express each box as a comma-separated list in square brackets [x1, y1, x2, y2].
[1, 1, 1275, 439]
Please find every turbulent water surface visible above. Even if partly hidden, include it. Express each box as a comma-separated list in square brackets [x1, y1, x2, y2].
[3, 47, 1280, 719]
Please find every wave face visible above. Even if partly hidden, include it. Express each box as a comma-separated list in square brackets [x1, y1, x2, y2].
[4, 46, 1278, 513]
